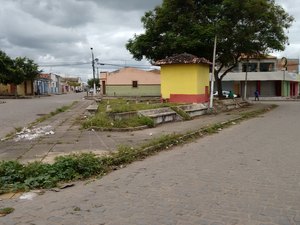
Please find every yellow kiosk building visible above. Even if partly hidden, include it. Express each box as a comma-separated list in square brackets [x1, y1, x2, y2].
[155, 53, 211, 103]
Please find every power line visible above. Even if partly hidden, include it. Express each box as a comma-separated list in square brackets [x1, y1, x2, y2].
[39, 62, 90, 67]
[38, 61, 159, 70]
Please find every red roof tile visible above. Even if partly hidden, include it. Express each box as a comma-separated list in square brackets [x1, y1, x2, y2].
[154, 53, 211, 66]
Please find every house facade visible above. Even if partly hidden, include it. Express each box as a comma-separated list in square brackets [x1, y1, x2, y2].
[155, 53, 211, 103]
[220, 56, 299, 98]
[0, 81, 34, 96]
[0, 73, 84, 96]
[60, 77, 83, 93]
[100, 67, 161, 97]
[49, 73, 62, 94]
[33, 73, 51, 95]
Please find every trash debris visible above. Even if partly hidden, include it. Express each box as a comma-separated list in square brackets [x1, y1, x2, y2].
[31, 190, 45, 195]
[19, 192, 38, 200]
[149, 133, 153, 136]
[231, 122, 236, 125]
[14, 125, 55, 142]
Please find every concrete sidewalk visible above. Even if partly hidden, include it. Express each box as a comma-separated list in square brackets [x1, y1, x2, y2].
[0, 99, 271, 164]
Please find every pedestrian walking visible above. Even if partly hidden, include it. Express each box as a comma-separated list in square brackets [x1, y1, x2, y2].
[254, 90, 259, 101]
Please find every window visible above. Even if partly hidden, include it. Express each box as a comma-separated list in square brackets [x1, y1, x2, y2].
[132, 80, 138, 88]
[242, 63, 258, 72]
[260, 63, 274, 72]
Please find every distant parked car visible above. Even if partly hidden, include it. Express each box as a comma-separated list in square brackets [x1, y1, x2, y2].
[213, 91, 237, 98]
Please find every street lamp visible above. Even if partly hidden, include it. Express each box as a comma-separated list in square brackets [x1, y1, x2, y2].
[90, 47, 98, 96]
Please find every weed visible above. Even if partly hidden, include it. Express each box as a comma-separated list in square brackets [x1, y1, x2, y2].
[29, 101, 77, 127]
[0, 207, 14, 216]
[171, 106, 191, 120]
[0, 153, 108, 193]
[97, 98, 178, 113]
[82, 98, 177, 129]
[73, 207, 81, 211]
[83, 113, 154, 129]
[14, 127, 23, 133]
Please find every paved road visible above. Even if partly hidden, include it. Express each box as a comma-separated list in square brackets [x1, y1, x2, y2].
[0, 93, 86, 139]
[1, 101, 300, 225]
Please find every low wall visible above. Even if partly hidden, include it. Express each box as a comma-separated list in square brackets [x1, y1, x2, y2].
[178, 103, 208, 117]
[138, 108, 180, 124]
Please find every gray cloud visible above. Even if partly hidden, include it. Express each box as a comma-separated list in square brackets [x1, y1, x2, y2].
[0, 0, 298, 81]
[81, 0, 162, 11]
[18, 0, 97, 27]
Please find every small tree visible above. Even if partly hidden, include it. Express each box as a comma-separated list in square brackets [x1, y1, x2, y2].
[87, 78, 100, 89]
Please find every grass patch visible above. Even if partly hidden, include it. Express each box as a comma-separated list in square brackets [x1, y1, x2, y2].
[0, 153, 108, 194]
[82, 112, 154, 129]
[0, 104, 276, 194]
[171, 106, 191, 120]
[0, 207, 14, 216]
[98, 98, 178, 113]
[14, 127, 23, 133]
[82, 98, 179, 129]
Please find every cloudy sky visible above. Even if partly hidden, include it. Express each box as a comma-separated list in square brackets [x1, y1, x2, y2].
[0, 0, 298, 81]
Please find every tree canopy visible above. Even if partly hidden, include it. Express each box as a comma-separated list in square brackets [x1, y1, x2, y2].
[126, 0, 294, 96]
[0, 50, 40, 86]
[87, 78, 100, 88]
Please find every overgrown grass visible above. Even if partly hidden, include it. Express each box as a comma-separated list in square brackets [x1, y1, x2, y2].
[98, 98, 178, 113]
[0, 104, 276, 194]
[0, 153, 108, 194]
[0, 207, 14, 216]
[171, 106, 191, 120]
[82, 112, 154, 129]
[83, 98, 179, 129]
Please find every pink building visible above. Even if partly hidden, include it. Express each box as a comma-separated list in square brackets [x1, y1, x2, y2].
[100, 67, 161, 97]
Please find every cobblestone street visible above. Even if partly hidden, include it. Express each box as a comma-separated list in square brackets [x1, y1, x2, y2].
[1, 102, 300, 224]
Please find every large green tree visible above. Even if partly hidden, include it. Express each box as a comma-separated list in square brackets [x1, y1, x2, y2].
[0, 50, 14, 84]
[126, 0, 294, 98]
[0, 50, 40, 96]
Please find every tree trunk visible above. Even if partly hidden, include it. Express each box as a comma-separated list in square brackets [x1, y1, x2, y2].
[214, 73, 224, 99]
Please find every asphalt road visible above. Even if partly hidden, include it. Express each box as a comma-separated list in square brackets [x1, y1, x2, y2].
[0, 93, 86, 139]
[1, 101, 300, 224]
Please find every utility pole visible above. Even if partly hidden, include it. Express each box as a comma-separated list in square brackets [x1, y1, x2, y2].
[209, 35, 217, 110]
[91, 47, 96, 96]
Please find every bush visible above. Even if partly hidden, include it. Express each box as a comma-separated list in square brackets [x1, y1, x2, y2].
[83, 113, 154, 129]
[0, 153, 109, 193]
[0, 161, 25, 185]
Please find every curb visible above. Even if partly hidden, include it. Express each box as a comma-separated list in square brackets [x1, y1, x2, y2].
[89, 125, 148, 132]
[136, 105, 275, 157]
